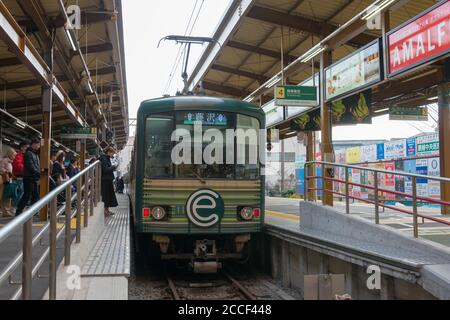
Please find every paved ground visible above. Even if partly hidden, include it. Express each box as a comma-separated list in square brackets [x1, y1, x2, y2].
[265, 197, 450, 247]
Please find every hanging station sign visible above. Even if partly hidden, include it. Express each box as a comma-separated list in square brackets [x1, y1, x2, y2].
[325, 40, 381, 101]
[274, 85, 318, 107]
[387, 0, 450, 77]
[287, 74, 320, 118]
[389, 106, 429, 121]
[61, 127, 98, 140]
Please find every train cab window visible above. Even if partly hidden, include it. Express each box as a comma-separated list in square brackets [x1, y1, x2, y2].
[236, 114, 260, 180]
[174, 111, 234, 180]
[145, 114, 174, 179]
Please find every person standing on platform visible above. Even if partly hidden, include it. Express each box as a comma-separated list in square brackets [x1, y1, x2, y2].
[15, 138, 41, 216]
[11, 141, 29, 214]
[0, 149, 17, 217]
[100, 147, 118, 217]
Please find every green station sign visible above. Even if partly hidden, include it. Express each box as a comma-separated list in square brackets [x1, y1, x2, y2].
[61, 127, 98, 140]
[275, 85, 318, 107]
[389, 106, 428, 121]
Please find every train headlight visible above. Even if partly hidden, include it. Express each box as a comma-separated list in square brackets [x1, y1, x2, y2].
[151, 206, 166, 221]
[240, 207, 253, 221]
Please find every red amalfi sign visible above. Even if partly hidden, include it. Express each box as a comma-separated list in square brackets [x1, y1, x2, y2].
[387, 0, 450, 76]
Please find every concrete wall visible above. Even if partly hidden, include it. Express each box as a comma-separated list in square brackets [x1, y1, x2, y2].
[255, 234, 436, 300]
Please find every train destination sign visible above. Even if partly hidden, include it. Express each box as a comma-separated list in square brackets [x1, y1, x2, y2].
[274, 85, 318, 107]
[387, 0, 450, 76]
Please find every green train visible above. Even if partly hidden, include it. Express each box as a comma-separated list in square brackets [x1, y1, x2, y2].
[129, 96, 265, 273]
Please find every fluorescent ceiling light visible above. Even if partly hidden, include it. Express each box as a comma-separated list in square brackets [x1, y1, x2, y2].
[374, 108, 389, 113]
[15, 119, 27, 129]
[65, 28, 77, 51]
[301, 46, 326, 63]
[265, 76, 281, 89]
[427, 96, 438, 101]
[362, 0, 396, 21]
[87, 81, 94, 94]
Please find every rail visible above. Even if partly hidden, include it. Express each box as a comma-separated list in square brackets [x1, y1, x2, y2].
[0, 161, 101, 300]
[304, 161, 450, 238]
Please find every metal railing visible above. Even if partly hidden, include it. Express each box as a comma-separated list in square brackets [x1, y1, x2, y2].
[0, 161, 101, 300]
[304, 161, 450, 238]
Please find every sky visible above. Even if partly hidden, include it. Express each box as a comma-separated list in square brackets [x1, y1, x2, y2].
[122, 0, 231, 135]
[121, 0, 439, 141]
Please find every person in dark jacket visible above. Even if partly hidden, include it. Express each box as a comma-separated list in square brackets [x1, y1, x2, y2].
[16, 138, 41, 216]
[100, 147, 118, 216]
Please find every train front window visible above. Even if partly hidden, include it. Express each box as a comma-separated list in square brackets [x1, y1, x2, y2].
[236, 114, 260, 180]
[174, 112, 235, 179]
[145, 114, 174, 178]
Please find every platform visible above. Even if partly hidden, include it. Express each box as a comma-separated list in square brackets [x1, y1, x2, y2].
[264, 198, 450, 299]
[46, 194, 130, 300]
[81, 195, 130, 277]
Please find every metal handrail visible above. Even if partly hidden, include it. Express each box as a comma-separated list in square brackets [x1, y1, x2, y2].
[306, 161, 450, 183]
[304, 161, 450, 238]
[0, 161, 101, 300]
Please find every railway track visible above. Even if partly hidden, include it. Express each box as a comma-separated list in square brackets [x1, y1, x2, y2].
[164, 268, 258, 300]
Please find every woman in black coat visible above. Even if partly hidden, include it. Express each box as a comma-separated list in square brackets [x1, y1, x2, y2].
[100, 147, 118, 216]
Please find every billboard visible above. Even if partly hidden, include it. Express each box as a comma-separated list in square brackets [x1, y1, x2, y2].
[331, 90, 373, 126]
[326, 40, 381, 100]
[346, 147, 361, 164]
[417, 133, 439, 156]
[406, 138, 416, 157]
[384, 140, 407, 160]
[360, 145, 377, 163]
[387, 1, 450, 76]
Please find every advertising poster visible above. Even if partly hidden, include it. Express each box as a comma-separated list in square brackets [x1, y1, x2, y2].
[296, 168, 305, 196]
[331, 90, 373, 126]
[326, 41, 381, 100]
[351, 168, 361, 199]
[377, 143, 385, 160]
[416, 159, 429, 197]
[404, 159, 416, 196]
[360, 144, 377, 163]
[384, 140, 407, 160]
[335, 149, 347, 164]
[428, 157, 441, 199]
[387, 1, 450, 76]
[346, 147, 361, 164]
[417, 133, 439, 156]
[384, 162, 396, 200]
[290, 108, 321, 132]
[395, 161, 405, 200]
[359, 164, 369, 199]
[406, 138, 416, 157]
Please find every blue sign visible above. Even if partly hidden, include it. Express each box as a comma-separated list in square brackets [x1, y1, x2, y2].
[406, 138, 416, 157]
[377, 143, 385, 160]
[403, 160, 416, 174]
[416, 166, 428, 184]
[296, 169, 305, 195]
[296, 168, 322, 196]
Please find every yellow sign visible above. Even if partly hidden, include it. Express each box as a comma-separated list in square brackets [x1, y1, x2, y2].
[346, 147, 361, 164]
[276, 87, 285, 99]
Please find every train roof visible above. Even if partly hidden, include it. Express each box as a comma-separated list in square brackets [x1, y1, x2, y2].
[138, 96, 265, 120]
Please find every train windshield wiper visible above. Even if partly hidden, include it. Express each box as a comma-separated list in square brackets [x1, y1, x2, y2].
[190, 167, 206, 184]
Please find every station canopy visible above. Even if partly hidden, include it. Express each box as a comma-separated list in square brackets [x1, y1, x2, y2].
[188, 0, 444, 125]
[0, 0, 128, 153]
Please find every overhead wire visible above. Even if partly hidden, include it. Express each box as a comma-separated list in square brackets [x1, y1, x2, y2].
[163, 0, 205, 95]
